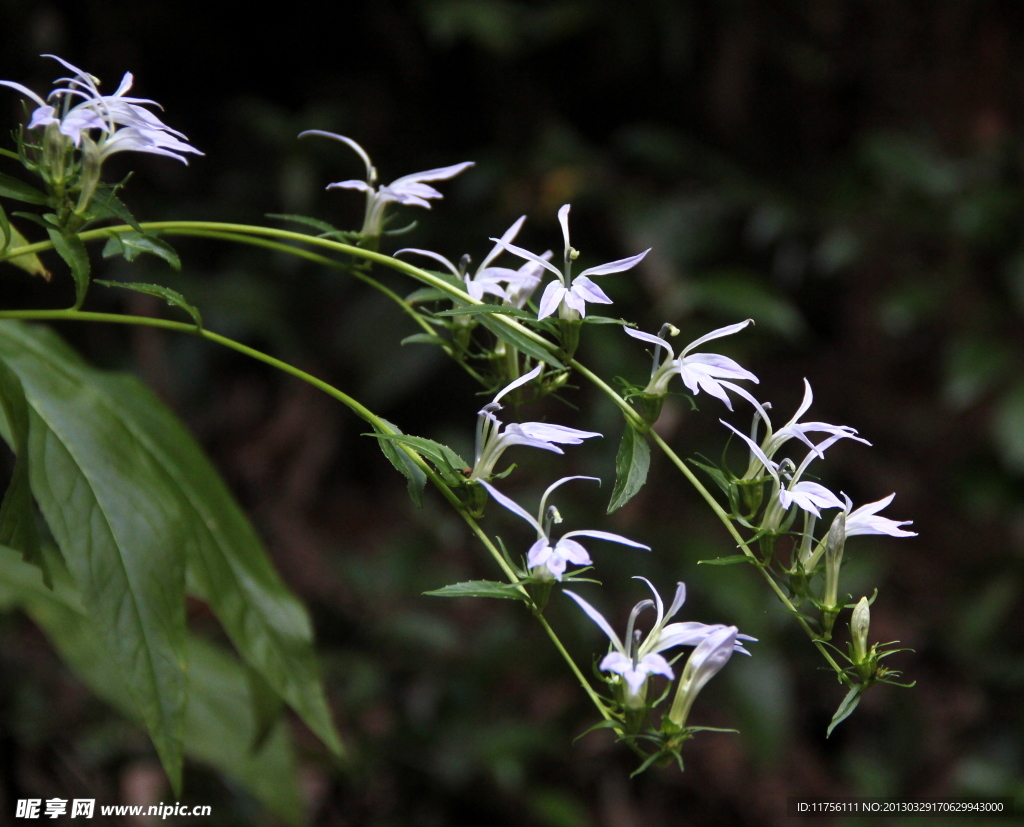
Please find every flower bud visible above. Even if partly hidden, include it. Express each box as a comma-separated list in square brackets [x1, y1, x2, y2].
[851, 596, 870, 664]
[667, 625, 738, 728]
[822, 511, 846, 610]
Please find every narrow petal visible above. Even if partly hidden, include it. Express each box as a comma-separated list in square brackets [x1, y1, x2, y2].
[565, 590, 626, 653]
[561, 529, 651, 550]
[624, 326, 675, 360]
[0, 80, 49, 108]
[557, 204, 571, 253]
[326, 179, 374, 193]
[393, 248, 461, 277]
[478, 215, 527, 271]
[633, 576, 665, 626]
[298, 130, 374, 181]
[680, 319, 754, 357]
[492, 363, 543, 405]
[514, 422, 602, 443]
[720, 420, 780, 483]
[489, 238, 564, 279]
[577, 248, 651, 278]
[389, 161, 474, 186]
[477, 479, 545, 534]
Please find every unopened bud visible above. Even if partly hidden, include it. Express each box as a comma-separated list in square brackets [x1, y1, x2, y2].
[822, 511, 846, 610]
[851, 596, 870, 663]
[568, 247, 579, 260]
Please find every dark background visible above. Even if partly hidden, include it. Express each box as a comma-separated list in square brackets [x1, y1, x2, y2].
[2, 1, 1024, 825]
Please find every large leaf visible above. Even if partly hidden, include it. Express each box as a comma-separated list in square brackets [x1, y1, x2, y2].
[0, 359, 45, 584]
[374, 418, 427, 508]
[607, 420, 650, 513]
[0, 322, 343, 773]
[0, 545, 302, 823]
[0, 324, 188, 789]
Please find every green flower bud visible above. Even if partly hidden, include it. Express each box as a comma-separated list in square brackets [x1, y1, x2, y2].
[851, 596, 870, 664]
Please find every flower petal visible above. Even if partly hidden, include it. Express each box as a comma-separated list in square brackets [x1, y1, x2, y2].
[565, 590, 625, 653]
[298, 130, 374, 181]
[577, 248, 650, 278]
[561, 529, 650, 550]
[477, 479, 545, 534]
[537, 280, 566, 320]
[393, 248, 461, 277]
[680, 319, 753, 357]
[624, 326, 675, 360]
[492, 363, 544, 405]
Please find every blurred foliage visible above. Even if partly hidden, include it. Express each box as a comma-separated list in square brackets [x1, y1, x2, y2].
[2, 0, 1024, 824]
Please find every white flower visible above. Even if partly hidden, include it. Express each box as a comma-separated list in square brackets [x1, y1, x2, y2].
[842, 493, 916, 538]
[1, 55, 202, 164]
[480, 477, 649, 581]
[624, 320, 760, 411]
[396, 216, 551, 303]
[299, 130, 472, 237]
[566, 579, 753, 705]
[489, 204, 649, 320]
[469, 365, 600, 481]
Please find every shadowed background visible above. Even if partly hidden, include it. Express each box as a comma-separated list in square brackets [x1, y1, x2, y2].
[2, 1, 1023, 825]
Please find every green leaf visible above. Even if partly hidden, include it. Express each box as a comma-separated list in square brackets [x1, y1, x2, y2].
[0, 543, 82, 613]
[95, 280, 202, 328]
[0, 171, 48, 205]
[89, 188, 144, 233]
[0, 220, 50, 279]
[477, 312, 566, 370]
[372, 432, 468, 486]
[46, 228, 90, 308]
[424, 580, 530, 601]
[405, 287, 452, 303]
[697, 554, 755, 566]
[0, 322, 344, 777]
[607, 420, 650, 513]
[400, 333, 449, 347]
[101, 231, 181, 272]
[0, 323, 187, 789]
[0, 359, 46, 585]
[434, 304, 533, 319]
[245, 662, 285, 754]
[827, 685, 863, 737]
[373, 419, 427, 507]
[15, 577, 302, 825]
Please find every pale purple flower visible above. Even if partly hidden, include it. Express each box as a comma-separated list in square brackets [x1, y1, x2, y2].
[842, 493, 916, 538]
[566, 579, 753, 706]
[481, 477, 649, 581]
[1, 55, 201, 163]
[489, 204, 650, 320]
[396, 216, 550, 303]
[299, 130, 472, 237]
[625, 319, 760, 411]
[468, 365, 601, 481]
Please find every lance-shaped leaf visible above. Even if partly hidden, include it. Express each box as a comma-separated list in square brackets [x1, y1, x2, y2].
[101, 231, 181, 272]
[607, 420, 650, 513]
[373, 418, 427, 507]
[0, 219, 50, 279]
[0, 322, 343, 776]
[96, 280, 201, 328]
[0, 359, 45, 585]
[827, 685, 863, 737]
[0, 171, 48, 205]
[46, 227, 90, 308]
[424, 580, 530, 601]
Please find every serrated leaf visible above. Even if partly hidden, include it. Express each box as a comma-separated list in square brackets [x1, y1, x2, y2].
[46, 228, 90, 308]
[0, 321, 344, 780]
[96, 280, 202, 328]
[0, 359, 46, 586]
[688, 457, 733, 498]
[0, 220, 50, 279]
[827, 685, 862, 737]
[477, 312, 565, 370]
[102, 231, 181, 271]
[607, 420, 650, 512]
[372, 432, 468, 486]
[266, 213, 339, 235]
[697, 554, 755, 566]
[424, 580, 529, 601]
[373, 418, 427, 507]
[90, 188, 143, 232]
[0, 171, 48, 205]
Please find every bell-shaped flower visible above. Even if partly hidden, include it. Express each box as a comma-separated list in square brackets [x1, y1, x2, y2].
[397, 216, 550, 303]
[300, 130, 472, 238]
[481, 477, 649, 581]
[842, 493, 916, 538]
[625, 320, 760, 411]
[566, 579, 753, 706]
[489, 204, 650, 320]
[468, 365, 601, 481]
[2, 55, 201, 165]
